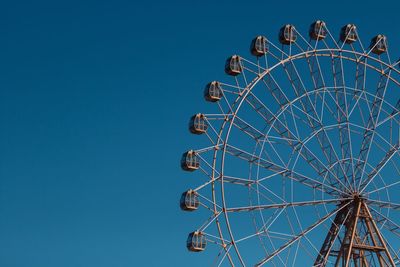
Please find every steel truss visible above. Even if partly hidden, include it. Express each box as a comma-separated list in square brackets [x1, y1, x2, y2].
[315, 198, 395, 267]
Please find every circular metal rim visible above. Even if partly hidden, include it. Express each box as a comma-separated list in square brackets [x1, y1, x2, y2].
[212, 48, 400, 265]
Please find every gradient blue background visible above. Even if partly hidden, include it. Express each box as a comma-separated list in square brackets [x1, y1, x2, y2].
[0, 0, 399, 266]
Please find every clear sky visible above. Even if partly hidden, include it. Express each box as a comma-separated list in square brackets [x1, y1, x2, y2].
[1, 0, 400, 266]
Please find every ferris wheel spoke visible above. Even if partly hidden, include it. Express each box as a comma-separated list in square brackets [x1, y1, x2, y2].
[289, 103, 321, 125]
[323, 25, 340, 50]
[367, 199, 400, 211]
[203, 232, 231, 247]
[254, 201, 351, 266]
[233, 115, 288, 167]
[302, 234, 326, 263]
[265, 134, 298, 144]
[367, 179, 400, 195]
[348, 92, 370, 133]
[346, 54, 367, 120]
[198, 192, 223, 210]
[225, 198, 345, 213]
[282, 59, 352, 190]
[369, 207, 400, 238]
[224, 144, 346, 195]
[348, 88, 370, 121]
[233, 116, 265, 141]
[377, 98, 400, 128]
[258, 209, 287, 238]
[266, 211, 303, 266]
[307, 52, 342, 124]
[377, 230, 400, 266]
[287, 103, 302, 145]
[222, 175, 256, 186]
[261, 73, 289, 106]
[265, 48, 286, 66]
[259, 72, 318, 130]
[359, 143, 400, 194]
[197, 212, 224, 233]
[244, 91, 300, 139]
[291, 142, 349, 195]
[291, 130, 350, 195]
[317, 86, 347, 123]
[235, 230, 279, 244]
[306, 44, 325, 98]
[369, 207, 400, 264]
[297, 239, 319, 266]
[219, 81, 243, 94]
[204, 116, 229, 143]
[251, 180, 286, 204]
[331, 52, 358, 192]
[354, 70, 392, 190]
[349, 120, 397, 151]
[218, 91, 235, 116]
[196, 153, 220, 177]
[260, 72, 336, 133]
[314, 203, 353, 266]
[244, 90, 347, 191]
[274, 205, 334, 264]
[241, 183, 292, 216]
[214, 244, 234, 267]
[292, 28, 314, 52]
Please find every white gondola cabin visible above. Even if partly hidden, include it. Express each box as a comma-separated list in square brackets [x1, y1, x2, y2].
[309, 20, 327, 40]
[204, 81, 222, 102]
[340, 24, 357, 44]
[370, 34, 387, 55]
[187, 231, 206, 252]
[250, 35, 268, 56]
[181, 150, 200, 171]
[189, 113, 207, 134]
[225, 55, 242, 76]
[180, 190, 200, 211]
[279, 24, 297, 45]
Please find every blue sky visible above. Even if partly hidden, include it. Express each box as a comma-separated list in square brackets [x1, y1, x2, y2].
[1, 0, 400, 266]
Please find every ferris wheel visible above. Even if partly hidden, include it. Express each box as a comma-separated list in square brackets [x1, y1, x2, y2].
[179, 21, 400, 266]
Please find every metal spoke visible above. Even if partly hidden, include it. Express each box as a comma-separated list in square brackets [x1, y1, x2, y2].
[314, 204, 353, 266]
[354, 70, 392, 190]
[226, 198, 346, 213]
[370, 207, 400, 237]
[244, 90, 348, 193]
[282, 59, 351, 191]
[367, 199, 400, 210]
[367, 179, 400, 195]
[254, 202, 351, 267]
[332, 50, 357, 191]
[224, 144, 346, 195]
[360, 143, 400, 193]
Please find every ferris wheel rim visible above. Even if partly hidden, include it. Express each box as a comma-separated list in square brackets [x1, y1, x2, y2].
[214, 47, 400, 265]
[182, 21, 400, 266]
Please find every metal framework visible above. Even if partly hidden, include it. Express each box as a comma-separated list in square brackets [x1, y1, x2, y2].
[180, 21, 400, 266]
